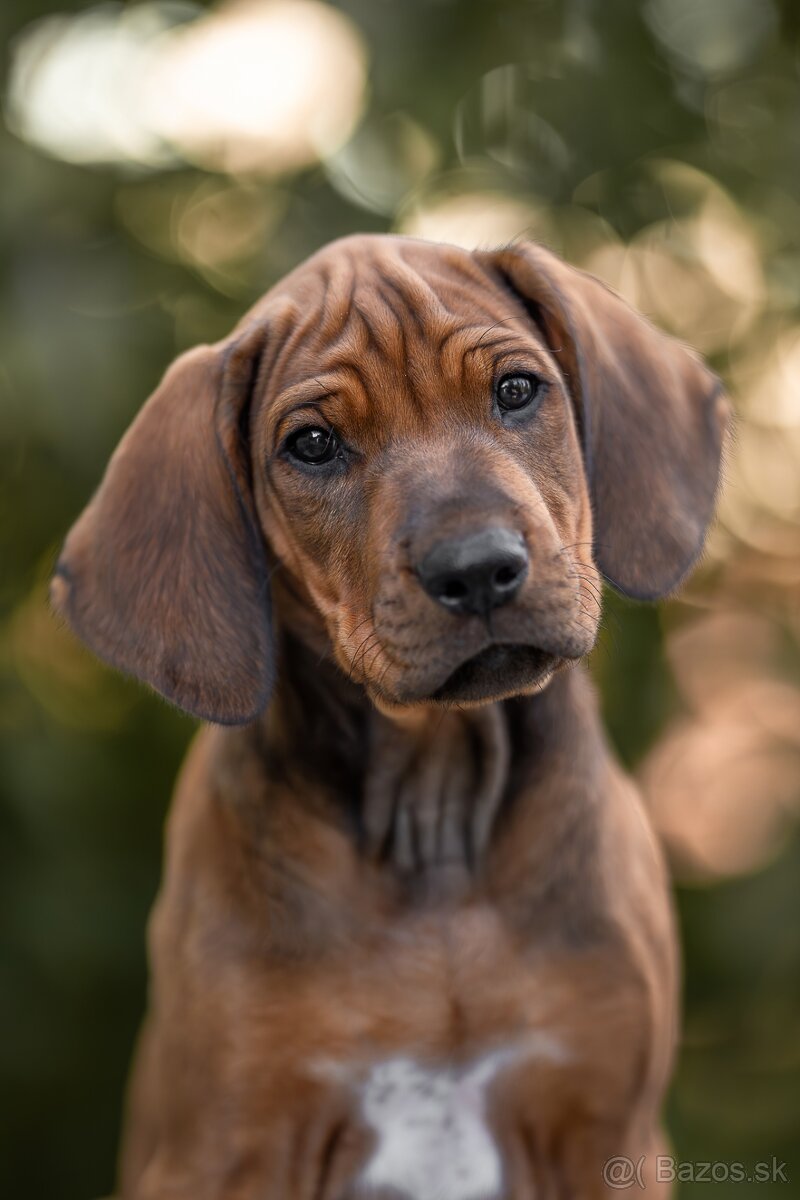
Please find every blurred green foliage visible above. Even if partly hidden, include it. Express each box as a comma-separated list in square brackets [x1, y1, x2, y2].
[1, 1, 799, 1197]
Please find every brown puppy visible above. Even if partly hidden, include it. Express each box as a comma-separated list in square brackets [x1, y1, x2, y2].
[52, 235, 728, 1200]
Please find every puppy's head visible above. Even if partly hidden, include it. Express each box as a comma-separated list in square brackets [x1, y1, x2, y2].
[52, 235, 728, 723]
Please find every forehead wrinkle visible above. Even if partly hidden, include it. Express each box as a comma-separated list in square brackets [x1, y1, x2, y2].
[269, 296, 332, 386]
[374, 260, 456, 334]
[271, 356, 374, 425]
[396, 236, 494, 287]
[265, 242, 547, 435]
[368, 281, 430, 416]
[265, 258, 359, 387]
[327, 360, 373, 426]
[349, 290, 405, 360]
[365, 268, 494, 419]
[323, 284, 398, 360]
[355, 252, 476, 352]
[394, 254, 508, 321]
[352, 302, 382, 354]
[318, 257, 358, 345]
[437, 323, 529, 386]
[381, 254, 515, 345]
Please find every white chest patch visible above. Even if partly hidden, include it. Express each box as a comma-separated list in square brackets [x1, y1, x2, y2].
[355, 1037, 565, 1200]
[359, 1056, 501, 1200]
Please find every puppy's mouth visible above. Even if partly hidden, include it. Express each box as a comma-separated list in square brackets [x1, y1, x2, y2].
[431, 643, 557, 704]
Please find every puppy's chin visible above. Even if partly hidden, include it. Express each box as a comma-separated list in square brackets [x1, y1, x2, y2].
[369, 644, 561, 714]
[432, 644, 558, 704]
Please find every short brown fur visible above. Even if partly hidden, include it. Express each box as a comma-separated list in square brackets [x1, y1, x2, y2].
[53, 235, 728, 1199]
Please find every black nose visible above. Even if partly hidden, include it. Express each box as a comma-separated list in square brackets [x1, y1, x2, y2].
[417, 528, 529, 616]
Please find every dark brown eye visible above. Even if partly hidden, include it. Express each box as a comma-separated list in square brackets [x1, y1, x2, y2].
[287, 426, 340, 465]
[496, 373, 541, 412]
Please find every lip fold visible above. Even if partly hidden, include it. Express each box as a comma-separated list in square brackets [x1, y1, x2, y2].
[431, 643, 556, 704]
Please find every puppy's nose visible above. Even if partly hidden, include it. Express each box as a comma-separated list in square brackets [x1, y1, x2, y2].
[417, 528, 528, 616]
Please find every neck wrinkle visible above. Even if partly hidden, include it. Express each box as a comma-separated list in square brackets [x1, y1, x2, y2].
[256, 629, 591, 900]
[361, 701, 511, 900]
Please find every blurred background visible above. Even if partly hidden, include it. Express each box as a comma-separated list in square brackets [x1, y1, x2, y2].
[1, 0, 799, 1195]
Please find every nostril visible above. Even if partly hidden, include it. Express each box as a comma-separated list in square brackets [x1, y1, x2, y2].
[439, 578, 469, 602]
[493, 564, 521, 589]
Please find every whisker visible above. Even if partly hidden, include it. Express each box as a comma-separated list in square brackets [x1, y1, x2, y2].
[476, 315, 519, 350]
[348, 630, 379, 683]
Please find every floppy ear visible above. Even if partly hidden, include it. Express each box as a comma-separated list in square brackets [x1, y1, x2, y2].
[51, 326, 273, 725]
[479, 242, 730, 599]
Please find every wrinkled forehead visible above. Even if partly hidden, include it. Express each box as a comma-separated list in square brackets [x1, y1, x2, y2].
[256, 237, 542, 412]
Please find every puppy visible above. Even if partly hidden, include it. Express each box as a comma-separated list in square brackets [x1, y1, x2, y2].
[53, 235, 728, 1199]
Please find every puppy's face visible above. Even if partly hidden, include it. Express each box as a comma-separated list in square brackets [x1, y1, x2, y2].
[53, 234, 727, 724]
[255, 240, 597, 708]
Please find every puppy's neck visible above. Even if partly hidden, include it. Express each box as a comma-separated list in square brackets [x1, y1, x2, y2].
[360, 701, 510, 898]
[256, 630, 591, 897]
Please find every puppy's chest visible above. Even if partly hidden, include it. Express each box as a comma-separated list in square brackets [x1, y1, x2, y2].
[353, 1048, 535, 1200]
[298, 908, 645, 1199]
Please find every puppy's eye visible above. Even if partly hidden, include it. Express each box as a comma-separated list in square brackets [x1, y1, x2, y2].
[496, 372, 542, 412]
[286, 426, 340, 465]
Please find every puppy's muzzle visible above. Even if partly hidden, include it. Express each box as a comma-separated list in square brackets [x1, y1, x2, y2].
[416, 527, 528, 617]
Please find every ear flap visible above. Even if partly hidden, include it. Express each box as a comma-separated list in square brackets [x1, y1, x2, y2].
[479, 243, 730, 599]
[51, 328, 273, 724]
